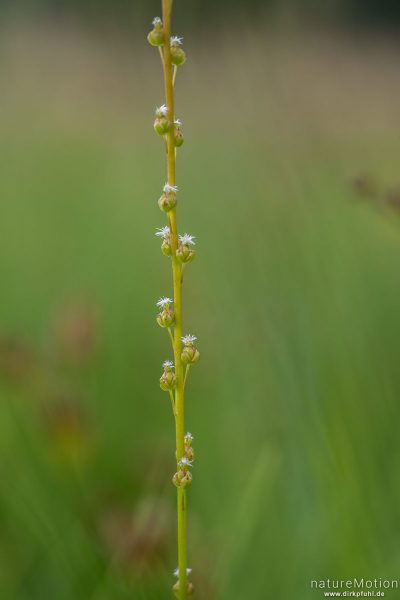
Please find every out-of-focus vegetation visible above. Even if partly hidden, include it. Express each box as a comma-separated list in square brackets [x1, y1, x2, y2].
[2, 0, 400, 29]
[1, 21, 400, 600]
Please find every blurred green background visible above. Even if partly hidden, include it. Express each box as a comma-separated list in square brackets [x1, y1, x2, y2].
[1, 1, 400, 599]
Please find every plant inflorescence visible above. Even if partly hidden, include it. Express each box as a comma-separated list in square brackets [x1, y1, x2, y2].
[148, 3, 199, 598]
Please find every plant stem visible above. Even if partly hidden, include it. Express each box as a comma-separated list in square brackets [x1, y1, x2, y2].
[161, 1, 187, 598]
[169, 390, 176, 416]
[184, 365, 190, 391]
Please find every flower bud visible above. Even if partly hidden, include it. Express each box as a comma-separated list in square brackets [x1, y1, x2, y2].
[147, 17, 165, 47]
[181, 345, 200, 364]
[154, 105, 170, 136]
[181, 334, 200, 365]
[155, 226, 172, 255]
[154, 116, 170, 135]
[184, 432, 193, 446]
[174, 120, 184, 147]
[173, 582, 194, 598]
[185, 446, 194, 462]
[172, 469, 192, 488]
[160, 360, 177, 391]
[170, 37, 187, 66]
[176, 233, 195, 263]
[161, 238, 172, 256]
[157, 308, 175, 328]
[159, 184, 178, 213]
[176, 244, 195, 263]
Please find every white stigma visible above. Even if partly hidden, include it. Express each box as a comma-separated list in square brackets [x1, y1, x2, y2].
[173, 567, 192, 578]
[157, 297, 173, 308]
[178, 457, 193, 468]
[163, 360, 174, 369]
[182, 334, 197, 346]
[156, 104, 168, 117]
[152, 17, 162, 26]
[155, 226, 170, 238]
[164, 183, 178, 194]
[179, 233, 195, 246]
[174, 118, 182, 126]
[170, 36, 183, 46]
[185, 432, 194, 442]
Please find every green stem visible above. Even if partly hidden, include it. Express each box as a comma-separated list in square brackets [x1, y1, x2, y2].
[169, 390, 176, 416]
[184, 365, 190, 391]
[168, 327, 175, 347]
[161, 1, 187, 598]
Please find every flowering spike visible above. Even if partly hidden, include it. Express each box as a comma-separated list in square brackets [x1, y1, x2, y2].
[149, 2, 198, 593]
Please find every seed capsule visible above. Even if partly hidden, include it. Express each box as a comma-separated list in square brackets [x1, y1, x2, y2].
[154, 116, 170, 135]
[171, 46, 186, 66]
[160, 369, 177, 391]
[176, 244, 195, 263]
[181, 345, 200, 365]
[174, 121, 184, 147]
[161, 238, 172, 256]
[147, 17, 165, 47]
[157, 308, 175, 328]
[159, 186, 178, 213]
[160, 360, 177, 391]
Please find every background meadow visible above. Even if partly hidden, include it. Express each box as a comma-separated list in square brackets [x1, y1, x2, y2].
[1, 5, 400, 599]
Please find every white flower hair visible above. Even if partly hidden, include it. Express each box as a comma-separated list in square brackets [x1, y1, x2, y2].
[155, 226, 170, 238]
[182, 334, 197, 346]
[174, 118, 182, 126]
[179, 233, 195, 246]
[163, 183, 178, 194]
[173, 567, 192, 578]
[152, 17, 162, 26]
[178, 457, 193, 468]
[157, 297, 173, 308]
[163, 360, 174, 369]
[185, 432, 194, 442]
[155, 104, 168, 117]
[170, 36, 183, 46]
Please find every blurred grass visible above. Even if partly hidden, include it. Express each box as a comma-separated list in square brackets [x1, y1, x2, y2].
[1, 22, 400, 600]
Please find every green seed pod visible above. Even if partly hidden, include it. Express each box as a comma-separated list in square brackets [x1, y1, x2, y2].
[147, 17, 164, 47]
[180, 470, 192, 488]
[160, 369, 177, 391]
[160, 360, 177, 391]
[157, 308, 175, 328]
[154, 116, 170, 135]
[158, 185, 178, 213]
[171, 46, 186, 66]
[181, 345, 200, 365]
[173, 582, 194, 598]
[184, 432, 193, 447]
[174, 121, 184, 147]
[185, 446, 194, 462]
[176, 244, 195, 263]
[172, 468, 192, 488]
[161, 238, 172, 256]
